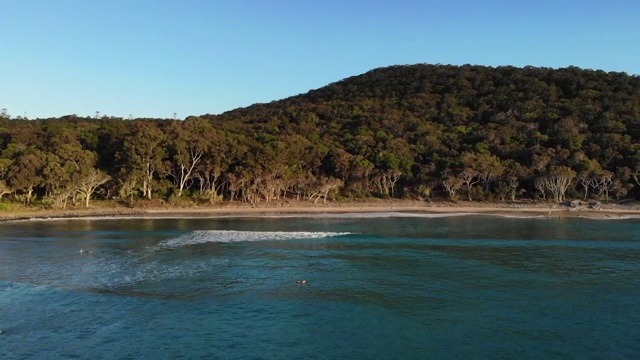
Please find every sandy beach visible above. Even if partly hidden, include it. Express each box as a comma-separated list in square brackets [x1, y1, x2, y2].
[2, 199, 640, 222]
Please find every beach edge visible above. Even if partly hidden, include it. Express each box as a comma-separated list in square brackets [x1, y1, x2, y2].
[2, 200, 640, 222]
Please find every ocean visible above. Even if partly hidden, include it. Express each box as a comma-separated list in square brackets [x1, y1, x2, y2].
[1, 213, 639, 359]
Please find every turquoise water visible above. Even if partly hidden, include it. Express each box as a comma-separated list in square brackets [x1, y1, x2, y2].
[1, 214, 639, 359]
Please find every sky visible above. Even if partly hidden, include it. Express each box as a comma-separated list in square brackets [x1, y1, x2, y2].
[2, 0, 639, 120]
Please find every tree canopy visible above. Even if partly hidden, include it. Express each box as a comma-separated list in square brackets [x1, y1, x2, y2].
[1, 64, 639, 207]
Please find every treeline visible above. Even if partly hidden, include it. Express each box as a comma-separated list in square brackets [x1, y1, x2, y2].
[1, 64, 640, 208]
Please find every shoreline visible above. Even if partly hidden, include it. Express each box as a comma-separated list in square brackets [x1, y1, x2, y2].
[2, 199, 640, 222]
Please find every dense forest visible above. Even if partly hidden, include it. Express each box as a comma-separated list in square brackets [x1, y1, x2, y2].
[1, 64, 640, 209]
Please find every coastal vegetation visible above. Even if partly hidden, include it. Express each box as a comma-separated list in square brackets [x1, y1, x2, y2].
[1, 64, 640, 209]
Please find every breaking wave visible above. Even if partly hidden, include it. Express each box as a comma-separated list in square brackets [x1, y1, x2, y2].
[158, 230, 353, 249]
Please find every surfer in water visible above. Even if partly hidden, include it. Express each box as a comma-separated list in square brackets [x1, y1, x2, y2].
[296, 280, 307, 285]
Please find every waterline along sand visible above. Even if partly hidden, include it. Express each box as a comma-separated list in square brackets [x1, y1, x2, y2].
[2, 200, 640, 222]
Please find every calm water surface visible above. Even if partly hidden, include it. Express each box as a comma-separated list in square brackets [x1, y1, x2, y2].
[1, 214, 639, 359]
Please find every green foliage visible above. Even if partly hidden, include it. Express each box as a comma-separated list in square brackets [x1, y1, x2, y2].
[0, 201, 15, 211]
[1, 64, 639, 205]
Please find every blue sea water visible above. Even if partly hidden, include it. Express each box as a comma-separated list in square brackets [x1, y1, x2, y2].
[1, 213, 639, 359]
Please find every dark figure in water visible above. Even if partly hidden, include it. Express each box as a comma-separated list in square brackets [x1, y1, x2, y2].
[296, 280, 307, 285]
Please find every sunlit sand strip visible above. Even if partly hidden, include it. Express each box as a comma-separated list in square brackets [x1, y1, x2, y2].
[2, 202, 640, 222]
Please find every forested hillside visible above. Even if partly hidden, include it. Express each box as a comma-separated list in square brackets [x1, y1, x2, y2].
[1, 64, 640, 208]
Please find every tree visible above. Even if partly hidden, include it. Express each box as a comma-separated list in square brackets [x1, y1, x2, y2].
[592, 171, 615, 201]
[0, 179, 10, 200]
[460, 152, 504, 198]
[540, 166, 576, 203]
[167, 120, 208, 197]
[348, 156, 375, 194]
[534, 177, 547, 200]
[40, 152, 68, 198]
[499, 160, 527, 201]
[632, 165, 640, 187]
[417, 183, 435, 202]
[1, 64, 640, 206]
[324, 149, 353, 182]
[476, 153, 505, 196]
[123, 121, 166, 199]
[194, 130, 237, 202]
[458, 168, 479, 201]
[372, 169, 402, 197]
[577, 172, 596, 200]
[612, 167, 633, 200]
[7, 151, 44, 204]
[309, 177, 343, 204]
[573, 153, 604, 200]
[0, 158, 12, 200]
[75, 168, 111, 207]
[442, 176, 463, 201]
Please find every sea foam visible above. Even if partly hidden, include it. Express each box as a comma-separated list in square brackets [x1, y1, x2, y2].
[158, 230, 352, 249]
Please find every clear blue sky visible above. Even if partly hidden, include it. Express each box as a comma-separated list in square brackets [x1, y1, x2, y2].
[2, 0, 639, 119]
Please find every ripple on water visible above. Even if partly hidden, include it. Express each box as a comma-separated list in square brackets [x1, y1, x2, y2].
[1, 217, 639, 359]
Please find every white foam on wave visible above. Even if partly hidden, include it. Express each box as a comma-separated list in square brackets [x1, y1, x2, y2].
[158, 230, 352, 249]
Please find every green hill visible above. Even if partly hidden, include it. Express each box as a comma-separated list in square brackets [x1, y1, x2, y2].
[2, 64, 640, 206]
